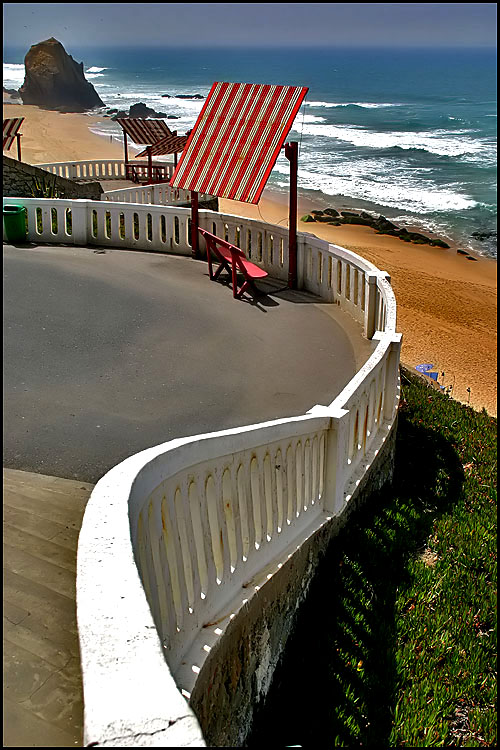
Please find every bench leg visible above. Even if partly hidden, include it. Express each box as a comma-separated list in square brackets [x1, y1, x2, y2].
[232, 261, 239, 298]
[235, 279, 250, 299]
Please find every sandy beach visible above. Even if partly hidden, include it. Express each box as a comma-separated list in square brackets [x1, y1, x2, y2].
[4, 101, 497, 416]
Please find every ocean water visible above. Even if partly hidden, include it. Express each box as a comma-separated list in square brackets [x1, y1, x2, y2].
[4, 46, 497, 258]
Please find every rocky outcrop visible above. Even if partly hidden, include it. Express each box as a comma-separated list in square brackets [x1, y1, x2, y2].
[301, 208, 450, 248]
[19, 38, 104, 112]
[110, 102, 180, 121]
[471, 230, 496, 242]
[129, 102, 167, 119]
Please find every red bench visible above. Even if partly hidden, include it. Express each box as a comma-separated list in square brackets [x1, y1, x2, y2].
[198, 227, 268, 299]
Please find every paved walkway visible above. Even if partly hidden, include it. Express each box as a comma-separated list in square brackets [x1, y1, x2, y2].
[3, 469, 93, 747]
[4, 244, 374, 483]
[3, 242, 375, 746]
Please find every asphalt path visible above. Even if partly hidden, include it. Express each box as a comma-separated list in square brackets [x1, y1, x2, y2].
[3, 244, 374, 483]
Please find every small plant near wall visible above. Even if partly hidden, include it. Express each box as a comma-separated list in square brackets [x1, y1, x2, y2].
[30, 174, 60, 199]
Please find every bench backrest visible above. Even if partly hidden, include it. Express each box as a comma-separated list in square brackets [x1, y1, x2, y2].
[198, 227, 246, 261]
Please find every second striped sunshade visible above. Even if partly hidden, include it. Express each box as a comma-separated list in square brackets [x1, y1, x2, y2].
[116, 118, 173, 146]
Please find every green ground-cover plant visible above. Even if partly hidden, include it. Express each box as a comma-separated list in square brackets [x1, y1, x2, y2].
[247, 367, 496, 747]
[30, 174, 60, 199]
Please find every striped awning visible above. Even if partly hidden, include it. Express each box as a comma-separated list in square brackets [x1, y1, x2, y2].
[116, 118, 173, 146]
[3, 117, 24, 150]
[169, 82, 308, 204]
[135, 133, 189, 158]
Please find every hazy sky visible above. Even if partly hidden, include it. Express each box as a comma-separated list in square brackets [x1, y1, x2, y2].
[3, 3, 497, 50]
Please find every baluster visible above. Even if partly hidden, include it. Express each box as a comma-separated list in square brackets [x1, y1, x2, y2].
[237, 461, 255, 562]
[274, 448, 284, 533]
[311, 435, 319, 505]
[295, 441, 304, 518]
[147, 496, 176, 640]
[222, 467, 239, 573]
[215, 468, 233, 582]
[173, 487, 195, 612]
[160, 490, 190, 630]
[285, 444, 295, 526]
[263, 453, 275, 541]
[250, 456, 263, 550]
[188, 480, 214, 602]
[303, 439, 311, 511]
[204, 474, 225, 585]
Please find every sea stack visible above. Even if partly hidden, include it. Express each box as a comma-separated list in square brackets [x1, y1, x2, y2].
[19, 37, 104, 112]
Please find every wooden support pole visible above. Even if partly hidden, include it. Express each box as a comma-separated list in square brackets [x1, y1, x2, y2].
[285, 141, 298, 289]
[191, 190, 199, 259]
[147, 146, 153, 184]
[123, 131, 129, 179]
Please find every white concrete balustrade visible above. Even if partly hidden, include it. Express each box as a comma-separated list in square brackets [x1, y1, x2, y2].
[36, 157, 175, 182]
[3, 195, 393, 340]
[101, 181, 213, 207]
[3, 192, 401, 746]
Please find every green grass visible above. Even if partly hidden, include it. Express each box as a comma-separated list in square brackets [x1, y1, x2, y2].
[247, 366, 497, 747]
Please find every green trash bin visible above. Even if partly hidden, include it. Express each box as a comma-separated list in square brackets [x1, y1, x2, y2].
[3, 204, 27, 244]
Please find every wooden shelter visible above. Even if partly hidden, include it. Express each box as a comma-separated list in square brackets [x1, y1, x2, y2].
[116, 117, 175, 184]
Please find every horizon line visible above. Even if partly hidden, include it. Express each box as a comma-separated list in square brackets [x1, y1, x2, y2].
[3, 42, 497, 52]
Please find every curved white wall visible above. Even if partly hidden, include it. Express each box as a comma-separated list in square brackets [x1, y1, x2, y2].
[3, 186, 401, 746]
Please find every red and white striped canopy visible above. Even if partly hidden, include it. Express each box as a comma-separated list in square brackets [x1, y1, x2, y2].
[116, 118, 173, 146]
[169, 82, 308, 204]
[3, 117, 24, 151]
[135, 133, 189, 158]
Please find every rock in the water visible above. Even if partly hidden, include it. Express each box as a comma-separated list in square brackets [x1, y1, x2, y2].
[3, 86, 20, 98]
[19, 38, 104, 112]
[111, 110, 128, 121]
[162, 93, 205, 100]
[471, 230, 496, 241]
[177, 93, 204, 100]
[129, 102, 167, 118]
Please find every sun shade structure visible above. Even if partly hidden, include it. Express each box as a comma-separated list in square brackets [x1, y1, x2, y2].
[135, 133, 189, 158]
[3, 117, 24, 159]
[169, 81, 308, 204]
[115, 118, 177, 184]
[115, 118, 173, 146]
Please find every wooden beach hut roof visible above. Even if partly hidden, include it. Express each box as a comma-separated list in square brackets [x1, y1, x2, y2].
[169, 81, 308, 204]
[3, 117, 24, 150]
[135, 132, 189, 158]
[115, 117, 173, 146]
